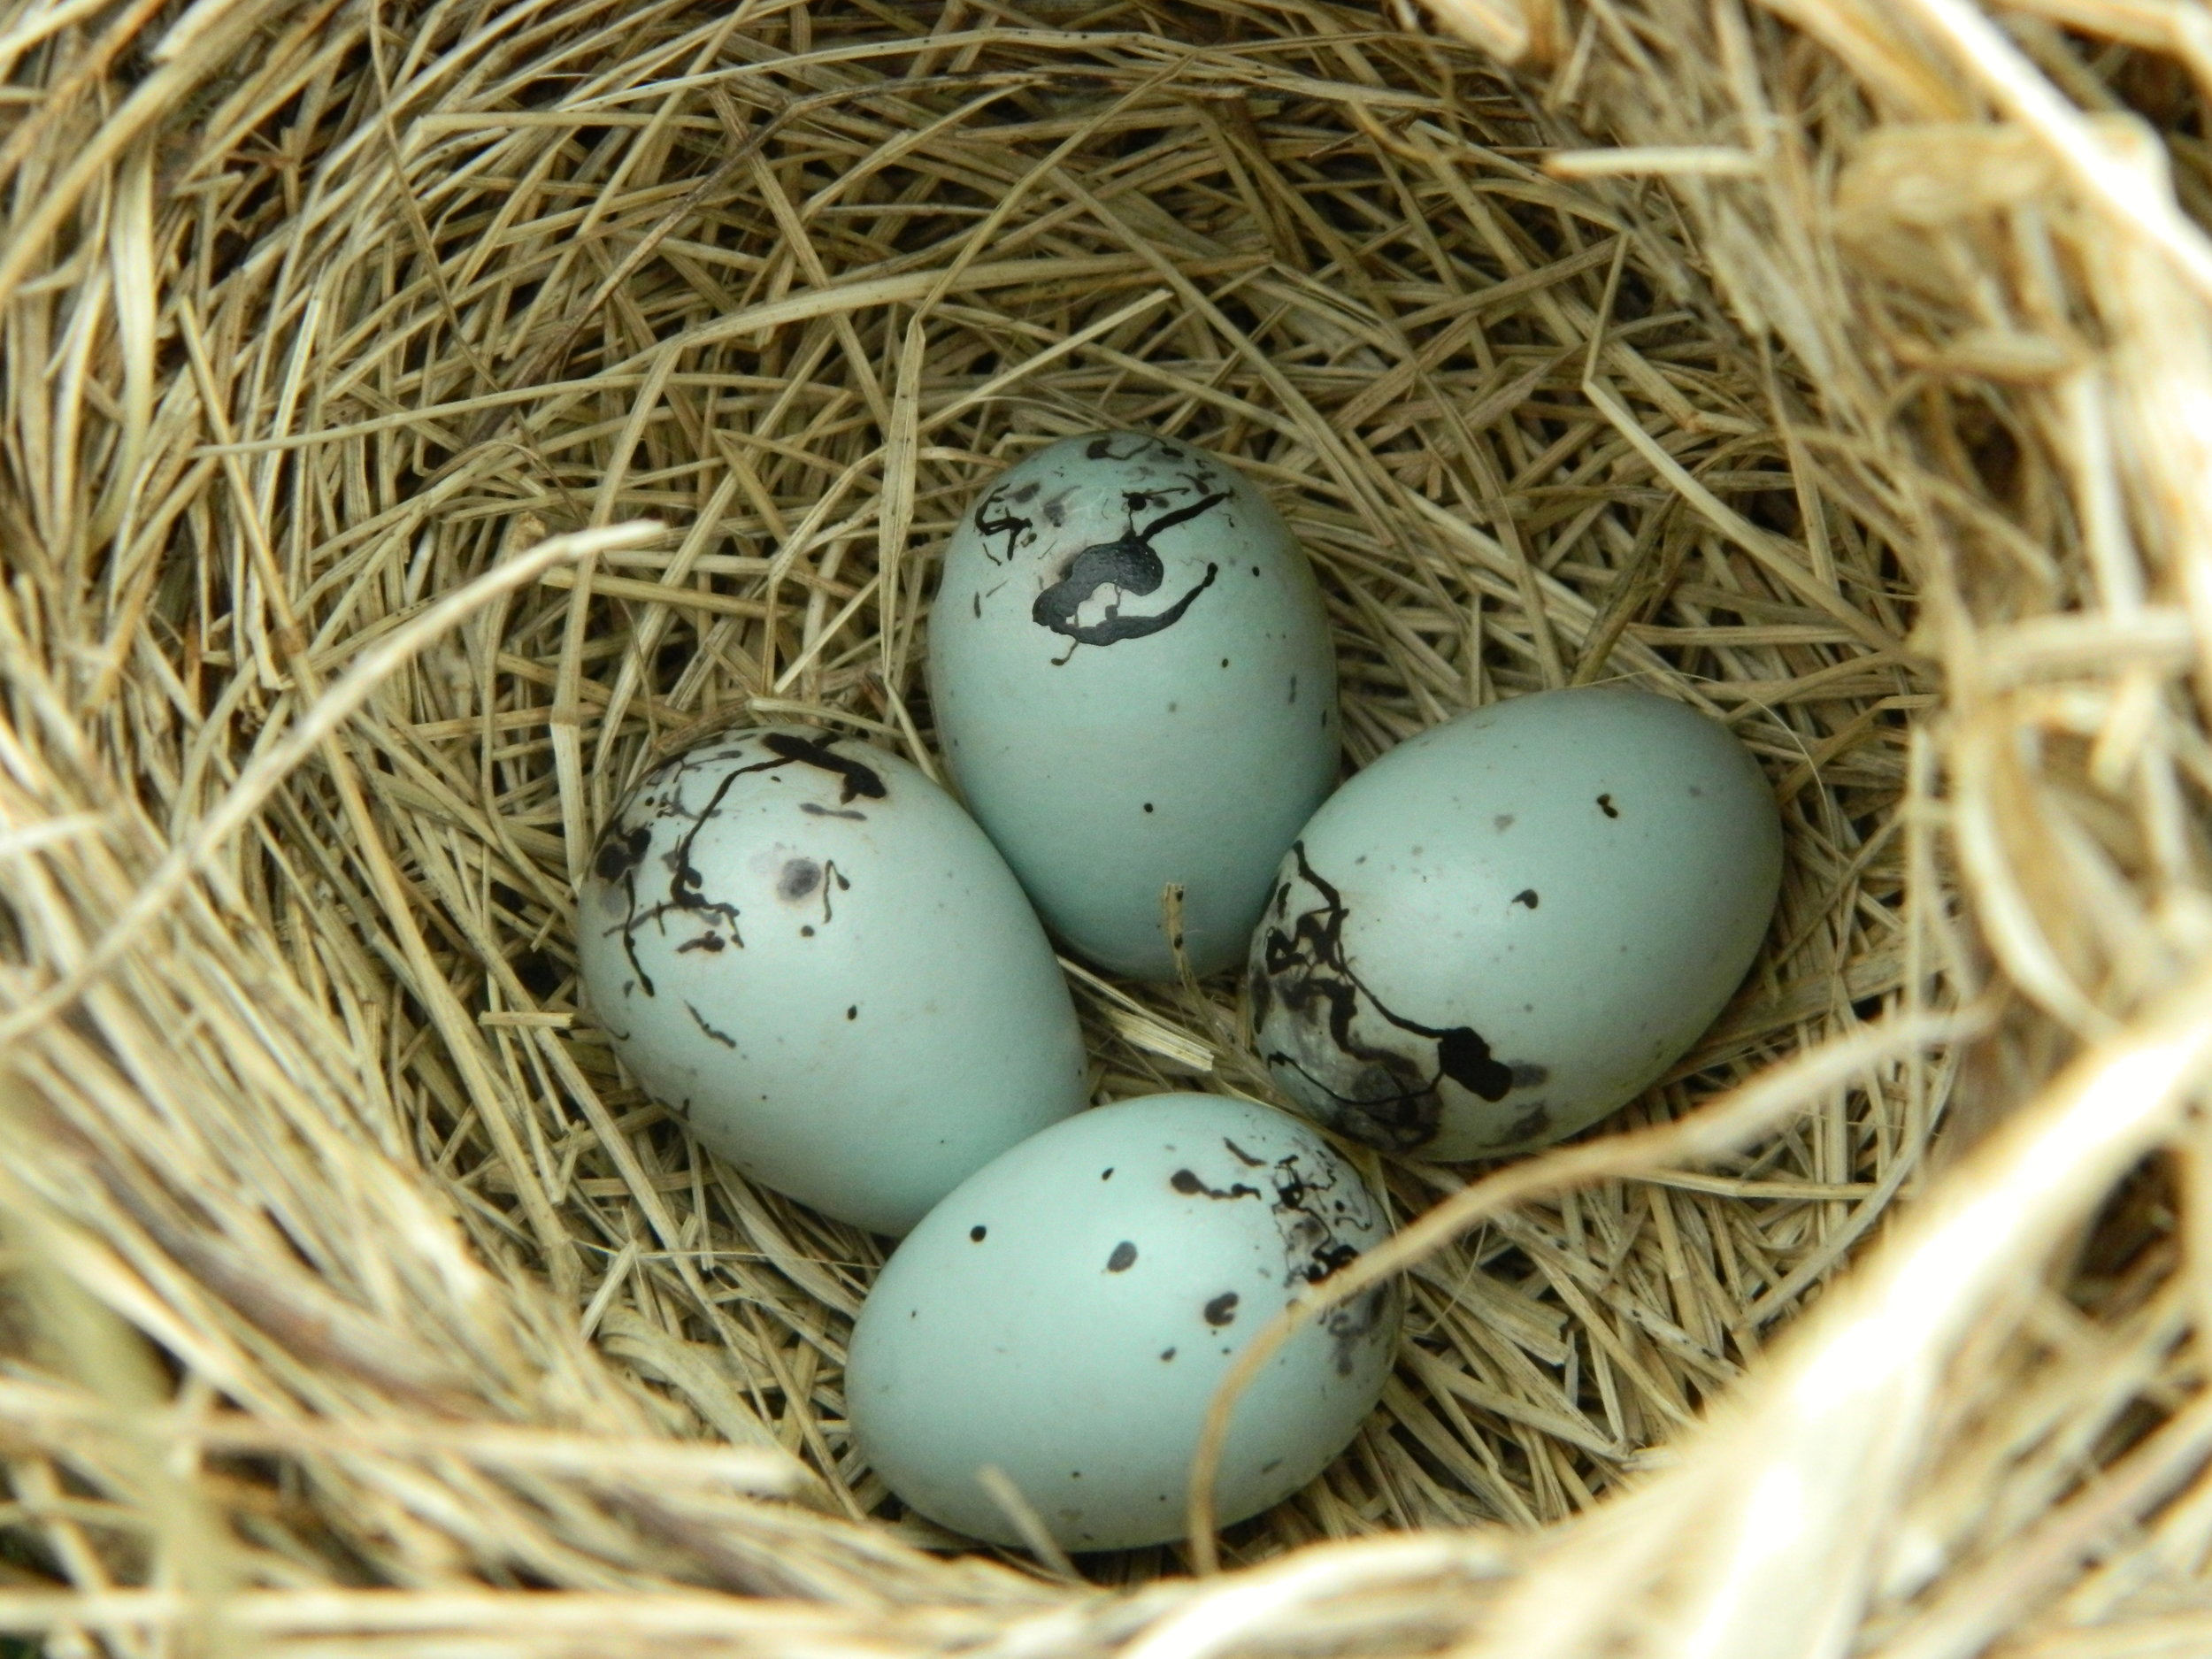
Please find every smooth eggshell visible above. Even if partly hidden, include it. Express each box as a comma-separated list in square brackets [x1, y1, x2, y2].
[928, 433, 1339, 980]
[1249, 687, 1783, 1160]
[846, 1093, 1399, 1551]
[577, 726, 1088, 1234]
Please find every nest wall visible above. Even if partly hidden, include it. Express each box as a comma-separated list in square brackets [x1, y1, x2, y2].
[0, 0, 2206, 1655]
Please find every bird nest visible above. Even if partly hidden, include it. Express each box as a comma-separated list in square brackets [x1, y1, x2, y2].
[0, 0, 2207, 1655]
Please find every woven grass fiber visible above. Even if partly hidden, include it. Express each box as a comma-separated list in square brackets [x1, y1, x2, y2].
[2, 0, 2210, 1652]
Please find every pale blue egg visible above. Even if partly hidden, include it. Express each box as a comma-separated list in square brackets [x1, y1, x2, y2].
[1249, 687, 1783, 1161]
[929, 434, 1339, 981]
[847, 1093, 1399, 1550]
[576, 726, 1088, 1234]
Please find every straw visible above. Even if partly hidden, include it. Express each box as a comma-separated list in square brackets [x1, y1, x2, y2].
[3, 0, 2202, 1652]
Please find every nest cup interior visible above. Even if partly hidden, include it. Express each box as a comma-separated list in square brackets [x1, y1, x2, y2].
[2, 0, 1962, 1595]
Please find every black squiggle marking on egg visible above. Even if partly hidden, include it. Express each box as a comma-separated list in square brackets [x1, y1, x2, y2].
[1249, 843, 1517, 1153]
[972, 483, 1032, 565]
[608, 769, 750, 980]
[1597, 794, 1619, 818]
[595, 733, 885, 997]
[1203, 1291, 1240, 1326]
[1085, 434, 1157, 463]
[1031, 487, 1226, 664]
[1512, 889, 1539, 909]
[1252, 1143, 1399, 1376]
[1164, 1133, 1396, 1373]
[758, 732, 886, 804]
[589, 819, 663, 995]
[687, 1002, 737, 1049]
[1258, 1145, 1379, 1286]
[1171, 1168, 1260, 1202]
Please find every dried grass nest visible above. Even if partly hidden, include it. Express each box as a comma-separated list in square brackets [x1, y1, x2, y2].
[3, 0, 2211, 1654]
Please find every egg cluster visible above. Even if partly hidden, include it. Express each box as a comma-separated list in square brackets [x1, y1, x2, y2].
[575, 431, 1784, 1555]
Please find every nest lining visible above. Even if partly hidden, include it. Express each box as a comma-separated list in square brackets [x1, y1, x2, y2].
[4, 0, 2205, 1652]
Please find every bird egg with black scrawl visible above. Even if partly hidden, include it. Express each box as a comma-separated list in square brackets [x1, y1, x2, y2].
[929, 433, 1339, 981]
[1250, 687, 1784, 1162]
[576, 726, 1088, 1235]
[846, 1093, 1399, 1552]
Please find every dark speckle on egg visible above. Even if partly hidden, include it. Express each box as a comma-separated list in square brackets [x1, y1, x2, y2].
[1506, 1102, 1552, 1141]
[1204, 1291, 1240, 1326]
[1172, 1169, 1259, 1200]
[1107, 1241, 1138, 1271]
[593, 822, 653, 883]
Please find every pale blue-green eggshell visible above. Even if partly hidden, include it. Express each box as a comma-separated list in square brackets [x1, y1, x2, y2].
[928, 433, 1340, 981]
[576, 726, 1088, 1235]
[1250, 687, 1784, 1161]
[847, 1093, 1400, 1551]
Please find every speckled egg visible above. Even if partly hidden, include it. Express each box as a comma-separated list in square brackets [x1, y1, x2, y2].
[846, 1093, 1399, 1551]
[928, 433, 1339, 981]
[576, 726, 1089, 1235]
[1249, 687, 1784, 1162]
